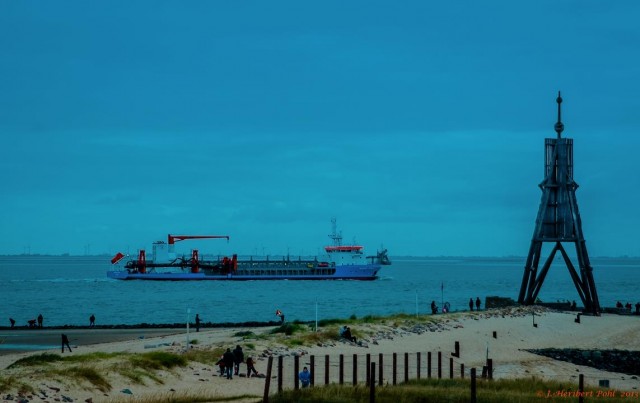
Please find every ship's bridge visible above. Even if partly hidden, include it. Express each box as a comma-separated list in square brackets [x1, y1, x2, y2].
[325, 245, 364, 265]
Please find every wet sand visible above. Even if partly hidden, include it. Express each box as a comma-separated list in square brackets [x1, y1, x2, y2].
[0, 328, 185, 355]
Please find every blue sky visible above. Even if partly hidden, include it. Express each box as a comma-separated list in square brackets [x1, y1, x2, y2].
[1, 1, 639, 257]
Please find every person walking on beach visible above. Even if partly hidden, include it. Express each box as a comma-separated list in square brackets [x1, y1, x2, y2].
[233, 345, 244, 375]
[299, 366, 311, 388]
[61, 334, 72, 353]
[37, 313, 43, 328]
[246, 356, 259, 377]
[276, 309, 285, 324]
[195, 314, 200, 332]
[469, 298, 474, 311]
[430, 300, 438, 314]
[89, 314, 95, 328]
[223, 348, 235, 379]
[476, 297, 481, 311]
[9, 318, 15, 328]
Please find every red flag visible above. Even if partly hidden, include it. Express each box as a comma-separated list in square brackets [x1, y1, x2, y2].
[111, 252, 125, 264]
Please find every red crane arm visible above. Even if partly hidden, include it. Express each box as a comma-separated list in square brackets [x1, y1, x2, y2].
[167, 234, 230, 244]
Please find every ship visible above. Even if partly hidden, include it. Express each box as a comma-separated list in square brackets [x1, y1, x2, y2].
[107, 220, 390, 281]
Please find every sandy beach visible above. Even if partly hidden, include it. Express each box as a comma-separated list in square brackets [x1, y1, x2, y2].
[1, 307, 639, 402]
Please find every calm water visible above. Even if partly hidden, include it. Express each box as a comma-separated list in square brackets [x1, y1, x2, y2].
[0, 255, 638, 327]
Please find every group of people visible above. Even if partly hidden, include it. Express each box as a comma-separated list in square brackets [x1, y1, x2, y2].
[216, 345, 259, 379]
[616, 301, 640, 313]
[468, 297, 482, 311]
[8, 313, 97, 328]
[339, 325, 357, 343]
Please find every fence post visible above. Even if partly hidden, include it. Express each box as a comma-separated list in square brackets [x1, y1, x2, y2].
[404, 352, 409, 383]
[369, 362, 376, 403]
[294, 355, 300, 390]
[427, 352, 432, 378]
[487, 358, 493, 380]
[449, 357, 454, 379]
[470, 367, 477, 403]
[461, 363, 465, 379]
[353, 354, 358, 385]
[392, 353, 397, 385]
[325, 355, 330, 385]
[277, 356, 283, 393]
[310, 355, 315, 386]
[452, 341, 460, 357]
[339, 354, 344, 385]
[416, 352, 421, 379]
[366, 353, 371, 386]
[263, 356, 274, 403]
[378, 353, 384, 386]
[438, 351, 442, 379]
[579, 374, 584, 403]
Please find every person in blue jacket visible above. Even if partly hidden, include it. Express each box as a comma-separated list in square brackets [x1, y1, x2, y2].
[299, 366, 311, 388]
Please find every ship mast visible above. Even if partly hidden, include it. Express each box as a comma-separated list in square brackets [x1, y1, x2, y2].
[329, 218, 343, 246]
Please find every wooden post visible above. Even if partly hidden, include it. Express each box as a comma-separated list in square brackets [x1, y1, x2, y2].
[277, 356, 283, 393]
[492, 331, 497, 338]
[378, 353, 384, 386]
[339, 354, 344, 385]
[325, 355, 329, 385]
[263, 356, 274, 403]
[449, 357, 454, 379]
[294, 355, 300, 390]
[579, 374, 584, 403]
[470, 367, 477, 403]
[416, 352, 421, 379]
[487, 358, 493, 380]
[427, 352, 432, 378]
[310, 355, 315, 386]
[366, 353, 371, 386]
[353, 354, 358, 385]
[369, 362, 376, 403]
[452, 341, 460, 357]
[404, 352, 409, 383]
[461, 363, 465, 379]
[392, 353, 397, 385]
[438, 351, 442, 379]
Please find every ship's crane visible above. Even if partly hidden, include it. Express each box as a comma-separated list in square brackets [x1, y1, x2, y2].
[167, 234, 230, 244]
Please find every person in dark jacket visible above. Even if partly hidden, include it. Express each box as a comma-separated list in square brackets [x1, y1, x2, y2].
[246, 356, 259, 377]
[9, 318, 15, 328]
[37, 314, 43, 328]
[223, 348, 235, 379]
[195, 314, 201, 332]
[475, 297, 481, 311]
[469, 298, 474, 311]
[89, 314, 96, 327]
[61, 334, 72, 353]
[233, 345, 244, 375]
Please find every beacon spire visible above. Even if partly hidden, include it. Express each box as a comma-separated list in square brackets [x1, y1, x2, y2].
[554, 91, 564, 138]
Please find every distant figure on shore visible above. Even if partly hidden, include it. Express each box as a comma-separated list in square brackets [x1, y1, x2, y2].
[28, 319, 37, 328]
[636, 302, 640, 315]
[571, 301, 577, 311]
[430, 301, 438, 315]
[9, 318, 15, 328]
[469, 298, 474, 311]
[616, 301, 623, 308]
[475, 297, 481, 311]
[625, 302, 632, 311]
[246, 356, 259, 377]
[223, 348, 235, 379]
[299, 366, 311, 388]
[233, 345, 244, 375]
[195, 314, 200, 332]
[343, 326, 357, 343]
[37, 314, 43, 328]
[89, 314, 95, 328]
[61, 334, 72, 353]
[276, 309, 285, 324]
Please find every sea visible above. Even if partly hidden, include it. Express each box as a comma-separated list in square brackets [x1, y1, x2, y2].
[1, 255, 638, 328]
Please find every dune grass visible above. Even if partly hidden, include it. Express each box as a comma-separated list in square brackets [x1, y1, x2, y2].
[0, 375, 34, 394]
[269, 377, 629, 403]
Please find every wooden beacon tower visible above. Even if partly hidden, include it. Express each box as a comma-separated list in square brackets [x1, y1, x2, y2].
[518, 92, 601, 315]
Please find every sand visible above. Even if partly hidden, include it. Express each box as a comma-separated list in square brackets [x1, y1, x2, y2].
[1, 307, 639, 402]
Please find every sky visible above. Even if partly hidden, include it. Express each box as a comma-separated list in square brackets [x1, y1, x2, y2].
[1, 1, 639, 257]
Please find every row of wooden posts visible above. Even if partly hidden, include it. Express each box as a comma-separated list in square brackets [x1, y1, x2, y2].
[262, 342, 494, 402]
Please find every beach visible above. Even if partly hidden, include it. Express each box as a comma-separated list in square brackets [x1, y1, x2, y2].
[1, 307, 639, 402]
